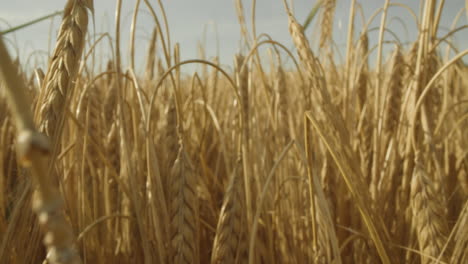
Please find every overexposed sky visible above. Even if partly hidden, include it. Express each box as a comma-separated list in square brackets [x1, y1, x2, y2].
[1, 0, 467, 73]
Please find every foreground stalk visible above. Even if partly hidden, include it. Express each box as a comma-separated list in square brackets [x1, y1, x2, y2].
[0, 38, 82, 264]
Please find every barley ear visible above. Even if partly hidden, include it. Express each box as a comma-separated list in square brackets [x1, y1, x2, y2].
[356, 32, 369, 111]
[451, 202, 468, 263]
[211, 161, 244, 264]
[35, 0, 90, 138]
[411, 157, 449, 264]
[145, 28, 158, 80]
[383, 46, 403, 135]
[319, 0, 336, 51]
[170, 144, 198, 264]
[234, 54, 249, 140]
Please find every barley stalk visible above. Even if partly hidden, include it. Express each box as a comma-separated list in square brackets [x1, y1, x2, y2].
[0, 37, 82, 264]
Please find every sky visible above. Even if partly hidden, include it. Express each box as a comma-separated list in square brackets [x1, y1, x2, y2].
[1, 0, 467, 73]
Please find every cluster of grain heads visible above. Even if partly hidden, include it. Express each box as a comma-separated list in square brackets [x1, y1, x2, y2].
[285, 11, 316, 109]
[286, 4, 393, 262]
[1, 0, 467, 263]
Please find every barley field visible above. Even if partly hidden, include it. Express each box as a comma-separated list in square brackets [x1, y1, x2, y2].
[0, 0, 467, 263]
